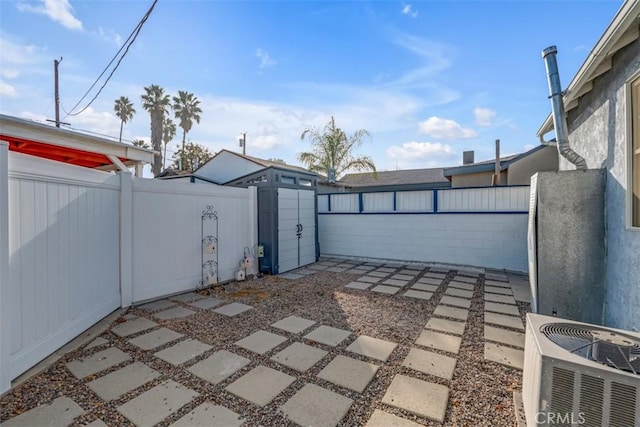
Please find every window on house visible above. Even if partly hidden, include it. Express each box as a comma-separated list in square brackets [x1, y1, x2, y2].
[631, 76, 639, 227]
[299, 178, 312, 187]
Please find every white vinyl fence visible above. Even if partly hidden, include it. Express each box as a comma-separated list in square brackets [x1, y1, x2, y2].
[0, 143, 257, 392]
[318, 187, 529, 271]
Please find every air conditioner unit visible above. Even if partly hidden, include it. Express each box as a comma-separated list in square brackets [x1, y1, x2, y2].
[523, 313, 640, 427]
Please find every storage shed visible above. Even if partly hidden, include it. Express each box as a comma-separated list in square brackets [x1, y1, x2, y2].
[228, 166, 319, 274]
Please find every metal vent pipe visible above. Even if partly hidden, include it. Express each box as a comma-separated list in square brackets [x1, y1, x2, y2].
[542, 46, 588, 169]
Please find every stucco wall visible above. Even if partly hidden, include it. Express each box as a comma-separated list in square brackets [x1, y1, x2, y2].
[561, 39, 640, 331]
[451, 170, 507, 188]
[508, 146, 559, 185]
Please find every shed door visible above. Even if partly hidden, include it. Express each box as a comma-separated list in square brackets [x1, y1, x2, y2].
[298, 189, 316, 267]
[277, 188, 316, 273]
[277, 188, 300, 273]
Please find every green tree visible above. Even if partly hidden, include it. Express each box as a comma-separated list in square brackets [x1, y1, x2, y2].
[171, 141, 213, 171]
[114, 96, 135, 143]
[172, 90, 202, 169]
[298, 116, 375, 180]
[141, 84, 171, 177]
[132, 139, 150, 149]
[162, 116, 176, 170]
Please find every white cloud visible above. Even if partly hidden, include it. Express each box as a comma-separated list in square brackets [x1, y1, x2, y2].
[0, 82, 18, 98]
[386, 141, 456, 168]
[65, 107, 121, 137]
[256, 48, 276, 71]
[1, 69, 20, 79]
[418, 116, 477, 140]
[95, 26, 122, 46]
[0, 38, 45, 65]
[17, 0, 83, 30]
[473, 107, 496, 127]
[402, 4, 418, 18]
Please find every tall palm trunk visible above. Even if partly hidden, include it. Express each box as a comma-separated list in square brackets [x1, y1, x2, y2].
[119, 121, 124, 144]
[151, 111, 163, 177]
[181, 130, 186, 170]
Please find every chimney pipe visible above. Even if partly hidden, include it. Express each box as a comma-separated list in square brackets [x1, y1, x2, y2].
[542, 46, 587, 169]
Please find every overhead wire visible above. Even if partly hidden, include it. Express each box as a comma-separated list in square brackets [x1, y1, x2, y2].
[62, 0, 158, 119]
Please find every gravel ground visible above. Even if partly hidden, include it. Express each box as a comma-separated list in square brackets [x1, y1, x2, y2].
[0, 260, 528, 426]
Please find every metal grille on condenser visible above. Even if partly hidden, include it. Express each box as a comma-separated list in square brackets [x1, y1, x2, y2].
[541, 323, 640, 374]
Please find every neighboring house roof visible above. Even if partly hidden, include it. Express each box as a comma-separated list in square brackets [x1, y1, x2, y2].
[537, 0, 640, 137]
[156, 168, 192, 178]
[197, 149, 312, 175]
[443, 145, 545, 177]
[339, 167, 449, 187]
[0, 114, 154, 171]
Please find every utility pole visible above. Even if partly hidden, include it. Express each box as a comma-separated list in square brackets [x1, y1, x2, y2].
[54, 58, 62, 127]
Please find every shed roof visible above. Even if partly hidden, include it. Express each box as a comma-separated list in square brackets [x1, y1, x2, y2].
[537, 0, 640, 137]
[0, 114, 154, 171]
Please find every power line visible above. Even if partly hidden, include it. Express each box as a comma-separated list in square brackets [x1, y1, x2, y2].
[62, 0, 158, 119]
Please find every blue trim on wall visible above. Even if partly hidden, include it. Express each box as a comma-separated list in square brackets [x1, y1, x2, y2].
[358, 193, 363, 213]
[433, 189, 439, 213]
[327, 194, 331, 212]
[319, 184, 530, 197]
[393, 191, 397, 211]
[318, 211, 529, 215]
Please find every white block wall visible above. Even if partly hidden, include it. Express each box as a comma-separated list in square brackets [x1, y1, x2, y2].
[318, 213, 528, 271]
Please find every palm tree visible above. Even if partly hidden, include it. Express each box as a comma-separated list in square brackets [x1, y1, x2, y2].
[162, 117, 176, 170]
[141, 84, 171, 177]
[298, 116, 375, 181]
[172, 90, 202, 170]
[114, 96, 135, 143]
[132, 139, 150, 149]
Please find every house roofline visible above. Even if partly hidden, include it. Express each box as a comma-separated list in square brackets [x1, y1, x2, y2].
[223, 165, 318, 185]
[443, 145, 548, 177]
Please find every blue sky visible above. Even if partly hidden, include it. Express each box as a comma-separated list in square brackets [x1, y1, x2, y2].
[0, 0, 624, 176]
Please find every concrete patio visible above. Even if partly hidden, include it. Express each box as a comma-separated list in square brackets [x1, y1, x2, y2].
[0, 257, 530, 426]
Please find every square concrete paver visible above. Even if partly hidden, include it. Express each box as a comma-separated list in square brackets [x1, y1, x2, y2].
[485, 279, 510, 287]
[308, 264, 328, 270]
[426, 317, 466, 336]
[271, 342, 328, 372]
[66, 347, 131, 379]
[398, 269, 419, 276]
[170, 292, 204, 303]
[448, 281, 475, 291]
[433, 305, 468, 321]
[366, 409, 423, 427]
[391, 274, 413, 281]
[484, 293, 517, 305]
[371, 285, 400, 295]
[117, 380, 198, 427]
[375, 267, 395, 273]
[171, 403, 244, 427]
[445, 288, 474, 299]
[235, 330, 287, 355]
[345, 281, 371, 290]
[318, 355, 379, 392]
[188, 297, 224, 309]
[346, 335, 397, 362]
[225, 365, 295, 407]
[415, 330, 462, 354]
[440, 296, 471, 308]
[188, 350, 250, 384]
[280, 383, 353, 427]
[154, 338, 212, 365]
[484, 342, 524, 370]
[213, 302, 253, 317]
[358, 276, 381, 283]
[452, 276, 476, 284]
[85, 337, 108, 350]
[484, 325, 525, 348]
[382, 375, 449, 422]
[139, 299, 177, 312]
[411, 283, 438, 292]
[326, 267, 347, 273]
[485, 302, 520, 316]
[484, 312, 524, 331]
[128, 328, 183, 350]
[417, 277, 442, 286]
[484, 285, 513, 295]
[111, 317, 158, 337]
[402, 290, 433, 300]
[1, 396, 85, 427]
[271, 315, 317, 333]
[88, 362, 160, 401]
[367, 271, 389, 278]
[154, 306, 196, 320]
[402, 347, 457, 380]
[281, 273, 304, 280]
[304, 325, 352, 347]
[429, 267, 450, 274]
[382, 279, 408, 287]
[424, 272, 446, 279]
